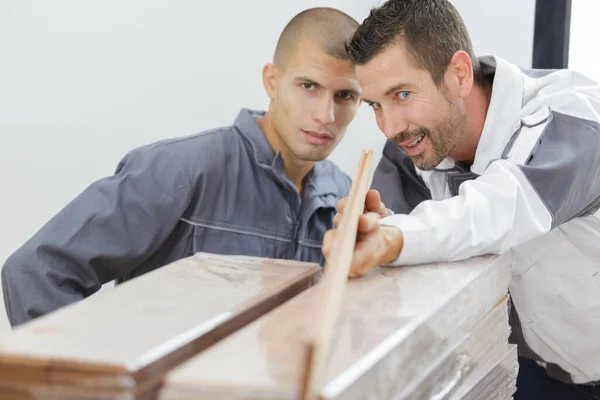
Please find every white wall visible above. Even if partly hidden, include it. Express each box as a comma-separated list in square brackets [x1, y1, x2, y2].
[452, 0, 535, 68]
[0, 0, 535, 334]
[569, 0, 600, 82]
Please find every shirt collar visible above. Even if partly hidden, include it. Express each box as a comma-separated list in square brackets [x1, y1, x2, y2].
[234, 108, 279, 169]
[233, 108, 338, 198]
[416, 55, 524, 179]
[471, 55, 524, 174]
[303, 161, 339, 199]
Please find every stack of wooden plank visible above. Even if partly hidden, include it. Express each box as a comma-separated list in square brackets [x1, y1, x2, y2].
[159, 253, 517, 400]
[0, 252, 320, 399]
[0, 252, 517, 399]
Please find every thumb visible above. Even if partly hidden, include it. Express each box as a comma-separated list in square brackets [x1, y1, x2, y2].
[336, 197, 347, 214]
[365, 190, 385, 214]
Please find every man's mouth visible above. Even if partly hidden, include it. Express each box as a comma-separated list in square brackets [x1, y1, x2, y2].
[303, 130, 331, 139]
[394, 132, 428, 157]
[302, 130, 333, 145]
[406, 134, 425, 148]
[397, 133, 426, 148]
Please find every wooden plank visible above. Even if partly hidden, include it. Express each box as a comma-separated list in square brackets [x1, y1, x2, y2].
[0, 252, 321, 398]
[450, 345, 518, 400]
[391, 298, 510, 400]
[159, 253, 512, 400]
[301, 149, 372, 400]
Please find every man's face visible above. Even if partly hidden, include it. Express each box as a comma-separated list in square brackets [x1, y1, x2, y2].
[267, 39, 361, 162]
[356, 43, 467, 170]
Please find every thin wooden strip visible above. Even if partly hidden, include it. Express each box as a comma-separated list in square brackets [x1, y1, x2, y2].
[301, 149, 373, 400]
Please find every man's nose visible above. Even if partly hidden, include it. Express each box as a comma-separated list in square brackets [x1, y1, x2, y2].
[313, 95, 335, 125]
[382, 110, 408, 140]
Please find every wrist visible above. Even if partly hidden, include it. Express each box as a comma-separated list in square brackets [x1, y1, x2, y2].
[381, 226, 403, 265]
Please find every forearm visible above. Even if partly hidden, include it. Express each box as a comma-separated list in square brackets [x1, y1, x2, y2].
[2, 253, 88, 326]
[1, 148, 192, 326]
[380, 161, 552, 266]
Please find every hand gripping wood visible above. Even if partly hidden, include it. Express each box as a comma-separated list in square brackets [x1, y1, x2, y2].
[300, 149, 373, 400]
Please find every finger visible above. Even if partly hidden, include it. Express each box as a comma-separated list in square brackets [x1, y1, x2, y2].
[336, 197, 347, 214]
[351, 260, 378, 278]
[321, 229, 334, 258]
[364, 190, 382, 213]
[379, 201, 388, 217]
[333, 212, 341, 227]
[348, 233, 378, 278]
[348, 264, 371, 279]
[348, 256, 374, 279]
[354, 260, 376, 277]
[357, 212, 382, 233]
[348, 270, 363, 279]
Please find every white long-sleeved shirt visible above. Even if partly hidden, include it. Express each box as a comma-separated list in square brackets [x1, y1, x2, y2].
[373, 55, 600, 384]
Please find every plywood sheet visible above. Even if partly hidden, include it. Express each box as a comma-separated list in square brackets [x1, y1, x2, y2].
[160, 254, 512, 400]
[394, 298, 511, 400]
[450, 345, 518, 400]
[0, 252, 320, 398]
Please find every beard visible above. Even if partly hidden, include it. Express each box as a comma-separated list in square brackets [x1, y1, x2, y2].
[393, 100, 466, 170]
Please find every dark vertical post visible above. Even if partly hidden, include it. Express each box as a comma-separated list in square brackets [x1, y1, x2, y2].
[532, 0, 572, 69]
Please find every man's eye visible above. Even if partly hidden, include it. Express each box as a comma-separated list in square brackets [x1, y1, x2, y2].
[397, 91, 411, 100]
[337, 91, 354, 100]
[302, 82, 315, 90]
[368, 102, 382, 110]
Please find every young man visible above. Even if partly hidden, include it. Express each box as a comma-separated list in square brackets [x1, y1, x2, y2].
[2, 7, 362, 327]
[323, 0, 600, 398]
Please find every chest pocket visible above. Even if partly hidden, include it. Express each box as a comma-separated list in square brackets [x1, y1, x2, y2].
[182, 218, 292, 259]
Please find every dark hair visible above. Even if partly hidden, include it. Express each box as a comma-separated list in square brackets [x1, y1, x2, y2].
[274, 8, 359, 67]
[346, 0, 483, 85]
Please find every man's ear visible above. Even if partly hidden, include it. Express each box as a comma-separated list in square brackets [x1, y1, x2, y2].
[262, 63, 279, 100]
[447, 50, 473, 99]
